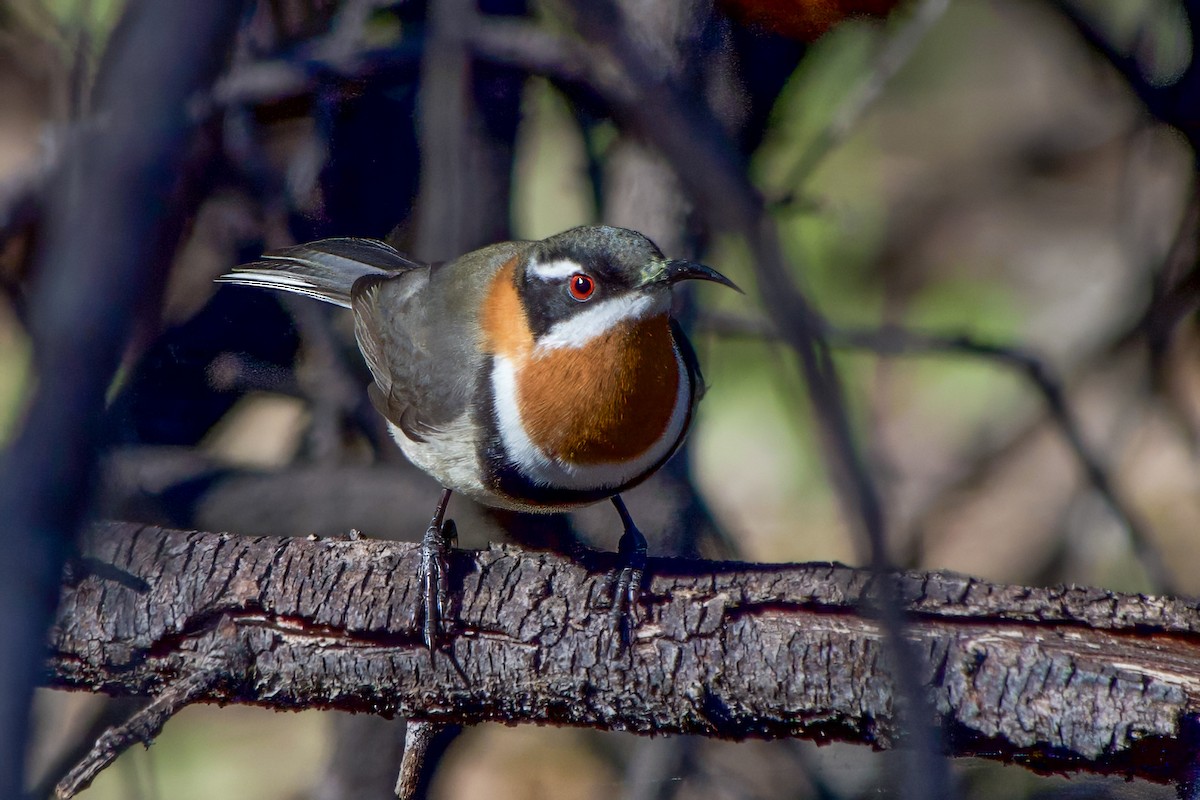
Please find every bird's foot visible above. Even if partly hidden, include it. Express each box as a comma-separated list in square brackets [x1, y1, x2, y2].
[608, 522, 647, 649]
[418, 517, 456, 652]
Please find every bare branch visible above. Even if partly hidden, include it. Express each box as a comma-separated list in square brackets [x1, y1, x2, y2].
[26, 697, 148, 800]
[45, 521, 1200, 788]
[0, 36, 423, 247]
[0, 161, 47, 250]
[394, 721, 461, 800]
[833, 324, 1173, 591]
[414, 0, 523, 261]
[468, 20, 599, 91]
[55, 617, 249, 799]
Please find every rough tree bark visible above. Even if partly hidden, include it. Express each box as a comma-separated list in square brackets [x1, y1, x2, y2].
[47, 521, 1200, 793]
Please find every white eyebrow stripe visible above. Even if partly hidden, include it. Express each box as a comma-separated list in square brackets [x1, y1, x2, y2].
[535, 292, 661, 351]
[527, 258, 586, 281]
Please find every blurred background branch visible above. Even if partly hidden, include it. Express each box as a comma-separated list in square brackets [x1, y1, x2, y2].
[0, 2, 243, 799]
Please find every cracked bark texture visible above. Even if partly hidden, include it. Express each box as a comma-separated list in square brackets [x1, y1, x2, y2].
[47, 522, 1200, 785]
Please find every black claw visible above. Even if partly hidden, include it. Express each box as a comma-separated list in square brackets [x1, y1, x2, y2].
[419, 520, 454, 651]
[418, 490, 454, 652]
[608, 496, 648, 649]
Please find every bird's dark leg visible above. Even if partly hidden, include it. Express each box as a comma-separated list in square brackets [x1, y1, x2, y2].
[610, 494, 647, 645]
[419, 488, 455, 651]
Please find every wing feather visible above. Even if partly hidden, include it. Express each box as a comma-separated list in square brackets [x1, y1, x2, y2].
[217, 238, 422, 308]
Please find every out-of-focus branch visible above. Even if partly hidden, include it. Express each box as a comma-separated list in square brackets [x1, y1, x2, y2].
[413, 0, 522, 260]
[0, 162, 47, 251]
[1139, 185, 1200, 367]
[47, 521, 1200, 790]
[0, 2, 244, 798]
[468, 20, 592, 88]
[699, 311, 1176, 593]
[0, 38, 423, 247]
[1048, 0, 1200, 155]
[833, 324, 1173, 592]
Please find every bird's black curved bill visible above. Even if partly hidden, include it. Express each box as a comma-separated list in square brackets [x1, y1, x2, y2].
[663, 260, 743, 293]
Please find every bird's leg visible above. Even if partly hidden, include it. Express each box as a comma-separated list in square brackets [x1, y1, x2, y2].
[609, 494, 647, 645]
[419, 488, 455, 651]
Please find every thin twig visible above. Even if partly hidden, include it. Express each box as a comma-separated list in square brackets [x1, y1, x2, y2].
[27, 697, 149, 800]
[55, 618, 248, 799]
[55, 676, 214, 799]
[837, 325, 1175, 594]
[394, 721, 461, 800]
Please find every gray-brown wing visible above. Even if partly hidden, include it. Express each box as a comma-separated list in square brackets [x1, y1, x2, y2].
[351, 268, 472, 438]
[350, 240, 529, 440]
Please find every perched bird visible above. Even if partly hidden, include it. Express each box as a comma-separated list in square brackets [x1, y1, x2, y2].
[218, 225, 738, 647]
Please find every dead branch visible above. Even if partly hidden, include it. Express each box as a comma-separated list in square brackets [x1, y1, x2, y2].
[394, 721, 461, 800]
[46, 521, 1200, 790]
[55, 616, 249, 799]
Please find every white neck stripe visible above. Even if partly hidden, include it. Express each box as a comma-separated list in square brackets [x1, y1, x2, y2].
[536, 292, 663, 351]
[527, 258, 585, 281]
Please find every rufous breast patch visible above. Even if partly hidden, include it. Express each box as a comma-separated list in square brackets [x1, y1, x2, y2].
[515, 316, 680, 465]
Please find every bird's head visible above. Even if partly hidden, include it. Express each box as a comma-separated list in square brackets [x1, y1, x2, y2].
[514, 225, 739, 349]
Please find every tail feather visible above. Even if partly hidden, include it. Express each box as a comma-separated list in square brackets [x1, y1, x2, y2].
[217, 238, 423, 308]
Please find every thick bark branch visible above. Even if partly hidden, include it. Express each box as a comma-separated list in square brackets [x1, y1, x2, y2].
[46, 521, 1200, 786]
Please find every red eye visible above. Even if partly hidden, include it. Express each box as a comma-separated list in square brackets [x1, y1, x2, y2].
[568, 273, 595, 301]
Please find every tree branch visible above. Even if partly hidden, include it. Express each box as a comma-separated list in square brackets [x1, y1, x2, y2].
[394, 720, 461, 800]
[777, 0, 950, 203]
[46, 521, 1200, 788]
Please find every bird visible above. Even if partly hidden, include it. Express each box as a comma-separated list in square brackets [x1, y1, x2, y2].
[218, 225, 738, 648]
